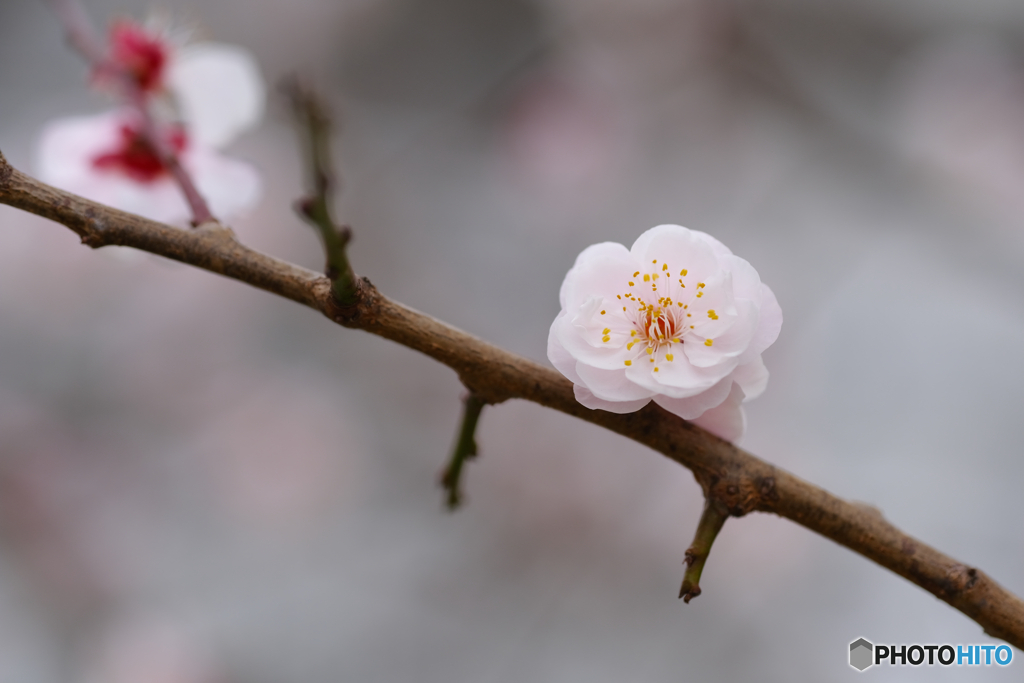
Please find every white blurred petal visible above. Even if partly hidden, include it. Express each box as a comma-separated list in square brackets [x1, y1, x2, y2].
[167, 43, 265, 148]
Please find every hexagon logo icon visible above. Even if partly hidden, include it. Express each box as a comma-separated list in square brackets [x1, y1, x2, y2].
[850, 638, 874, 671]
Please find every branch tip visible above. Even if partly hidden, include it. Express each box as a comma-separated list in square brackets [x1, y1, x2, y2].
[283, 77, 358, 307]
[440, 393, 487, 510]
[678, 498, 729, 603]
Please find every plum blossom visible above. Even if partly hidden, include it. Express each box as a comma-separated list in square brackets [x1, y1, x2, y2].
[36, 20, 265, 224]
[548, 225, 782, 441]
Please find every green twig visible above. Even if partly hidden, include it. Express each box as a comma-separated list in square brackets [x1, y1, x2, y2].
[282, 77, 358, 307]
[679, 497, 729, 603]
[440, 393, 487, 510]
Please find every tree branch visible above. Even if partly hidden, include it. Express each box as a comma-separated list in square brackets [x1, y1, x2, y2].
[679, 497, 729, 603]
[281, 78, 358, 307]
[440, 393, 487, 510]
[2, 150, 1023, 647]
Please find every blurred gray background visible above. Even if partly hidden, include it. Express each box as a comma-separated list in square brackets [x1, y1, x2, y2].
[2, 0, 1024, 680]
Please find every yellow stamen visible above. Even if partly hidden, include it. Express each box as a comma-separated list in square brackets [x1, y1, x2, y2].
[602, 335, 610, 342]
[624, 360, 632, 366]
[602, 328, 610, 335]
[629, 282, 634, 287]
[646, 347, 654, 355]
[680, 269, 688, 276]
[601, 310, 606, 315]
[662, 263, 668, 271]
[698, 282, 705, 288]
[654, 367, 659, 372]
[704, 339, 713, 346]
[666, 354, 674, 361]
[696, 292, 703, 298]
[643, 274, 650, 282]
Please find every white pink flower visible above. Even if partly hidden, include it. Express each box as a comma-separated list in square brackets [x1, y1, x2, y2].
[548, 225, 782, 441]
[36, 21, 265, 224]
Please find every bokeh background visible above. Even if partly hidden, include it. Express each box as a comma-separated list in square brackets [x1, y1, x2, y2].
[3, 0, 1024, 680]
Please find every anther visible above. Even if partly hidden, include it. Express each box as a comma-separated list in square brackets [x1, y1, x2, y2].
[704, 339, 713, 346]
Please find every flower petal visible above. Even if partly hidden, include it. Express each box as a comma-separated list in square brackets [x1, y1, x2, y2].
[689, 229, 734, 259]
[741, 283, 783, 363]
[187, 146, 262, 220]
[652, 376, 733, 419]
[690, 382, 747, 441]
[574, 385, 651, 414]
[547, 314, 584, 385]
[721, 253, 762, 304]
[167, 43, 265, 148]
[682, 299, 758, 368]
[575, 363, 654, 402]
[561, 246, 638, 312]
[731, 355, 769, 401]
[630, 224, 720, 288]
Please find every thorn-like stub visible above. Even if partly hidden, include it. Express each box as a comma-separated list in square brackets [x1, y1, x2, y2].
[294, 197, 316, 219]
[758, 476, 778, 502]
[80, 233, 104, 248]
[944, 565, 979, 596]
[195, 220, 236, 241]
[679, 582, 701, 603]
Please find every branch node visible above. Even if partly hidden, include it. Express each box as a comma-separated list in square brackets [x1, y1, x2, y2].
[440, 393, 487, 510]
[679, 497, 729, 603]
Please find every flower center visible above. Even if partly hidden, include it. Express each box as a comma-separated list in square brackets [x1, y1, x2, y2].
[613, 259, 715, 369]
[108, 20, 169, 92]
[92, 122, 188, 183]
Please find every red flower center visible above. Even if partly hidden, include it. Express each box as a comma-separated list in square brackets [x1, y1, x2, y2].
[92, 123, 188, 183]
[108, 20, 168, 92]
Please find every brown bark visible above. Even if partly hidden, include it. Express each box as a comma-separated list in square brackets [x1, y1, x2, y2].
[2, 152, 1022, 647]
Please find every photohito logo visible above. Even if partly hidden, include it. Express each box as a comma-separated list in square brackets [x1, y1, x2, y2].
[849, 638, 1013, 671]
